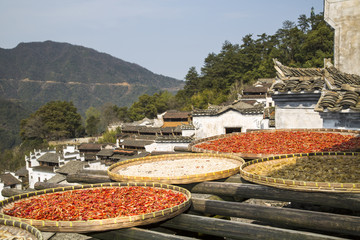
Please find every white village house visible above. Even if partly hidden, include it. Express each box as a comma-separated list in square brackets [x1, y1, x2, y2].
[192, 101, 269, 140]
[0, 172, 22, 200]
[25, 145, 86, 189]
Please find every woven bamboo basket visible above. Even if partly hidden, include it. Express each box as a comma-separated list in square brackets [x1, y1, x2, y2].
[240, 152, 360, 193]
[189, 128, 360, 159]
[0, 182, 191, 233]
[0, 218, 43, 240]
[108, 153, 244, 184]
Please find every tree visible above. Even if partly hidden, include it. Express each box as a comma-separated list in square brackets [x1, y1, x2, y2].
[85, 106, 101, 136]
[20, 101, 84, 141]
[100, 103, 121, 131]
[183, 67, 200, 97]
[117, 106, 131, 122]
[86, 115, 100, 136]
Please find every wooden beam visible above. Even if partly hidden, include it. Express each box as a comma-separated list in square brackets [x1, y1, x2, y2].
[191, 198, 360, 237]
[160, 214, 347, 240]
[66, 173, 111, 183]
[34, 182, 69, 190]
[88, 227, 197, 240]
[1, 188, 32, 197]
[78, 169, 108, 176]
[187, 182, 360, 211]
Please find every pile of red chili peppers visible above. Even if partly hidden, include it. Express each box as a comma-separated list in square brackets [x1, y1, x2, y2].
[195, 131, 360, 154]
[3, 186, 187, 221]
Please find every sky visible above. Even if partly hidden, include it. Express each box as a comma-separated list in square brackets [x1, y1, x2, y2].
[0, 0, 324, 80]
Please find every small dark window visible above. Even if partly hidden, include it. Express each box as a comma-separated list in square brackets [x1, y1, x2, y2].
[225, 127, 242, 134]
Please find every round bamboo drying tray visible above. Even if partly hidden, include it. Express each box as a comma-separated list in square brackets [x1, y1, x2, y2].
[0, 218, 43, 240]
[189, 128, 360, 159]
[240, 152, 360, 193]
[0, 182, 191, 233]
[108, 153, 244, 184]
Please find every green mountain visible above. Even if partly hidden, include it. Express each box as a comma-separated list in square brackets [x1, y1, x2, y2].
[0, 98, 30, 150]
[0, 40, 184, 150]
[0, 41, 184, 114]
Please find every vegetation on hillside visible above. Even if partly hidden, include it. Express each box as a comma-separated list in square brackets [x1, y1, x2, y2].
[0, 98, 31, 151]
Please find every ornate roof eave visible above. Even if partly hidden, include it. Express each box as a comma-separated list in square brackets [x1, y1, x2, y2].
[192, 106, 264, 116]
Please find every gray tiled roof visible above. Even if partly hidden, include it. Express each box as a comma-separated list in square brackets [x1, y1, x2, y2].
[156, 135, 193, 143]
[78, 143, 103, 151]
[47, 173, 67, 184]
[0, 173, 21, 186]
[15, 166, 28, 177]
[325, 66, 360, 88]
[243, 86, 268, 93]
[111, 151, 150, 160]
[270, 59, 324, 93]
[273, 59, 323, 79]
[37, 153, 61, 163]
[160, 127, 182, 134]
[163, 111, 190, 119]
[179, 123, 195, 130]
[138, 127, 161, 134]
[120, 139, 154, 147]
[56, 161, 87, 175]
[271, 59, 360, 113]
[193, 101, 264, 116]
[96, 149, 114, 157]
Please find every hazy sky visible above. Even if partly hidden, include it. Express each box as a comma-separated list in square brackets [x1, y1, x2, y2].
[1, 0, 324, 80]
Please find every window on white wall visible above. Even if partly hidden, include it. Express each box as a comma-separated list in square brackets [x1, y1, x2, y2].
[225, 127, 242, 134]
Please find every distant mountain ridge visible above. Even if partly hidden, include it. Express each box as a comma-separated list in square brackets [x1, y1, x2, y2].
[0, 41, 184, 114]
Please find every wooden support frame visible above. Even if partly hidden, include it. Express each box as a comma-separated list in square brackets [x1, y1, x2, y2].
[191, 197, 360, 237]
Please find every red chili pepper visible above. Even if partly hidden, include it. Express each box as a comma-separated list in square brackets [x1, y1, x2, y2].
[195, 131, 360, 154]
[4, 187, 187, 221]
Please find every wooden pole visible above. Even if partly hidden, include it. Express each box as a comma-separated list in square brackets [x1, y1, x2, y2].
[34, 182, 69, 190]
[160, 214, 347, 240]
[191, 198, 360, 237]
[88, 227, 197, 240]
[66, 173, 111, 183]
[187, 182, 360, 211]
[78, 169, 108, 176]
[1, 188, 32, 197]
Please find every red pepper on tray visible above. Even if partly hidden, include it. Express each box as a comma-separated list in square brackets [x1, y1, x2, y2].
[195, 131, 360, 154]
[3, 186, 187, 221]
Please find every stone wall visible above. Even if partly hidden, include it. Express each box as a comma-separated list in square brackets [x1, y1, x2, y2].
[324, 0, 360, 76]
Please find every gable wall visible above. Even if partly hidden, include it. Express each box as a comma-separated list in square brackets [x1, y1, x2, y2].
[325, 0, 360, 75]
[193, 110, 265, 139]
